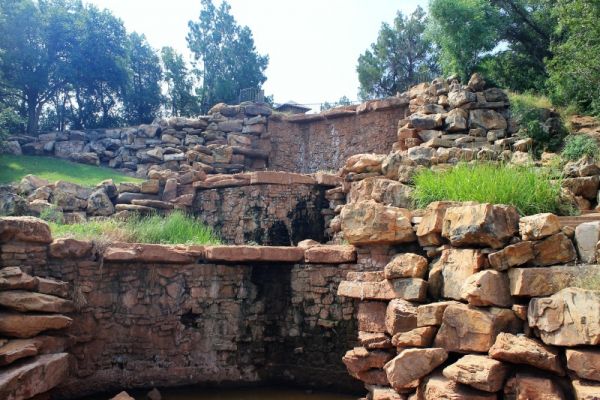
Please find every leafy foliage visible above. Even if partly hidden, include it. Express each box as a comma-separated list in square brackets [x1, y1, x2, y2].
[187, 0, 268, 113]
[357, 6, 438, 100]
[561, 135, 600, 161]
[320, 96, 352, 112]
[412, 163, 572, 216]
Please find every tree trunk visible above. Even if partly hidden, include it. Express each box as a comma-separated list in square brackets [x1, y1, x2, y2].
[26, 95, 40, 135]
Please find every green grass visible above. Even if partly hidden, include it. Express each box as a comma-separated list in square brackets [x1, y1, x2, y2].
[561, 135, 600, 161]
[508, 91, 553, 110]
[48, 211, 222, 245]
[412, 163, 572, 216]
[0, 155, 143, 186]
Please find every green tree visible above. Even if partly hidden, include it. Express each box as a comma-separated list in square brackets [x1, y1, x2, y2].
[187, 0, 268, 113]
[122, 33, 163, 125]
[357, 6, 439, 100]
[161, 46, 200, 117]
[320, 96, 352, 112]
[547, 0, 600, 116]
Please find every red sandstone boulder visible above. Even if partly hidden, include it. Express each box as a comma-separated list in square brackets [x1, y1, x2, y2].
[0, 291, 74, 313]
[567, 349, 600, 382]
[434, 304, 522, 353]
[489, 333, 564, 375]
[385, 299, 418, 335]
[391, 326, 437, 348]
[443, 355, 509, 392]
[419, 372, 497, 400]
[441, 203, 518, 249]
[0, 267, 37, 291]
[532, 233, 577, 266]
[342, 347, 394, 373]
[519, 213, 561, 240]
[416, 201, 464, 246]
[487, 241, 534, 271]
[340, 200, 416, 245]
[384, 348, 448, 392]
[343, 154, 386, 174]
[504, 373, 566, 400]
[0, 216, 52, 243]
[0, 312, 72, 338]
[417, 301, 461, 327]
[304, 245, 356, 264]
[460, 270, 512, 308]
[36, 277, 69, 298]
[0, 353, 70, 400]
[428, 248, 486, 301]
[508, 265, 594, 297]
[384, 253, 428, 279]
[49, 238, 93, 259]
[0, 339, 38, 366]
[337, 278, 427, 302]
[359, 331, 393, 350]
[571, 378, 600, 400]
[104, 243, 200, 264]
[358, 302, 387, 333]
[367, 386, 405, 400]
[205, 245, 304, 263]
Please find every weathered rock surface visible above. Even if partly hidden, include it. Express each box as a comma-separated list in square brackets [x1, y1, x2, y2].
[304, 245, 356, 264]
[391, 326, 437, 348]
[0, 291, 74, 313]
[532, 233, 577, 266]
[417, 301, 461, 327]
[342, 347, 393, 373]
[110, 392, 136, 400]
[358, 302, 387, 333]
[0, 267, 37, 291]
[0, 353, 69, 400]
[338, 278, 427, 302]
[575, 221, 600, 263]
[428, 248, 486, 300]
[385, 299, 418, 335]
[489, 333, 564, 375]
[420, 372, 498, 400]
[340, 200, 416, 245]
[367, 386, 405, 400]
[49, 238, 93, 259]
[0, 216, 51, 243]
[571, 378, 600, 400]
[504, 373, 565, 400]
[384, 348, 448, 392]
[443, 355, 509, 392]
[519, 213, 561, 241]
[461, 270, 512, 307]
[359, 331, 393, 350]
[434, 303, 522, 353]
[567, 349, 600, 381]
[384, 253, 428, 279]
[442, 203, 518, 249]
[0, 312, 72, 338]
[416, 201, 464, 246]
[508, 265, 597, 297]
[488, 241, 534, 271]
[528, 288, 600, 346]
[0, 339, 38, 366]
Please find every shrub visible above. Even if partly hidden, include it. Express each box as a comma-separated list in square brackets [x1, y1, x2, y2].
[561, 135, 600, 161]
[412, 163, 572, 216]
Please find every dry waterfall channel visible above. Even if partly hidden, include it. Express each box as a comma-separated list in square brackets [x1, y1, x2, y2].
[1, 74, 600, 399]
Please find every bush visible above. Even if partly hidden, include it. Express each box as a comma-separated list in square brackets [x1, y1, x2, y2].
[49, 211, 222, 245]
[561, 135, 600, 161]
[412, 163, 572, 216]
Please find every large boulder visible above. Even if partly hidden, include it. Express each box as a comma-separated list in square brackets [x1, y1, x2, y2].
[489, 333, 564, 375]
[488, 241, 534, 271]
[419, 372, 497, 400]
[508, 265, 598, 297]
[340, 200, 416, 245]
[443, 355, 509, 392]
[428, 248, 486, 301]
[532, 233, 577, 266]
[469, 109, 507, 131]
[385, 299, 417, 335]
[358, 302, 387, 333]
[86, 188, 115, 216]
[566, 349, 600, 382]
[528, 288, 600, 346]
[0, 312, 72, 338]
[417, 301, 461, 327]
[519, 213, 561, 241]
[0, 291, 74, 313]
[343, 154, 386, 174]
[337, 278, 427, 302]
[384, 348, 448, 392]
[442, 203, 519, 249]
[0, 216, 51, 243]
[384, 253, 428, 279]
[0, 353, 70, 400]
[575, 221, 600, 263]
[416, 201, 465, 246]
[349, 177, 413, 209]
[504, 373, 566, 400]
[460, 270, 512, 307]
[342, 347, 393, 373]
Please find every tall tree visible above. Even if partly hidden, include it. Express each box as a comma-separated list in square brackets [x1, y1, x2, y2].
[161, 46, 200, 117]
[122, 33, 163, 125]
[357, 6, 439, 100]
[187, 0, 268, 113]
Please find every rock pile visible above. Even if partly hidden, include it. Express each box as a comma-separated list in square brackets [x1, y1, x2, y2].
[337, 203, 600, 399]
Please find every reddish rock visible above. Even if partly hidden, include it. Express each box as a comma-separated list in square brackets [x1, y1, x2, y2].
[359, 331, 393, 350]
[508, 265, 593, 297]
[385, 299, 418, 335]
[532, 233, 577, 266]
[0, 216, 52, 243]
[351, 369, 389, 386]
[0, 291, 74, 313]
[417, 301, 461, 327]
[0, 312, 72, 338]
[367, 386, 405, 400]
[428, 248, 486, 300]
[0, 267, 37, 291]
[567, 349, 600, 381]
[416, 201, 464, 246]
[571, 378, 600, 400]
[519, 213, 561, 241]
[461, 270, 512, 307]
[104, 243, 199, 264]
[110, 392, 135, 400]
[0, 353, 70, 400]
[488, 241, 534, 271]
[443, 355, 509, 392]
[337, 279, 427, 302]
[419, 372, 497, 400]
[489, 333, 564, 375]
[343, 154, 386, 174]
[384, 348, 448, 392]
[434, 304, 522, 353]
[384, 253, 428, 279]
[304, 245, 356, 263]
[441, 203, 518, 249]
[36, 277, 69, 299]
[391, 326, 437, 347]
[342, 347, 393, 373]
[563, 176, 600, 200]
[49, 238, 93, 259]
[249, 171, 316, 185]
[0, 339, 38, 366]
[358, 302, 387, 333]
[504, 373, 565, 400]
[204, 245, 305, 263]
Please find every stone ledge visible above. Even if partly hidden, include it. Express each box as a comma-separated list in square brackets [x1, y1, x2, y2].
[204, 245, 305, 263]
[103, 243, 204, 264]
[304, 245, 357, 264]
[193, 171, 327, 189]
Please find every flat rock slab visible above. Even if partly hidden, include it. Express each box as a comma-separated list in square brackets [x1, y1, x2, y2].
[509, 265, 600, 297]
[0, 353, 69, 400]
[0, 216, 52, 243]
[103, 243, 201, 264]
[443, 354, 509, 392]
[304, 245, 356, 264]
[489, 332, 564, 375]
[504, 373, 566, 400]
[567, 349, 600, 382]
[337, 278, 427, 302]
[0, 291, 74, 313]
[342, 347, 393, 373]
[571, 378, 600, 400]
[0, 339, 39, 366]
[0, 267, 37, 291]
[384, 348, 448, 392]
[420, 373, 497, 400]
[49, 238, 93, 259]
[204, 245, 305, 263]
[0, 312, 72, 338]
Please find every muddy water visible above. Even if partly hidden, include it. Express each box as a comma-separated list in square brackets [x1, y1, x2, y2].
[88, 387, 357, 400]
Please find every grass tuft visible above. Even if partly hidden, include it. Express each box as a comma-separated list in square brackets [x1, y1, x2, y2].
[561, 135, 600, 161]
[0, 155, 143, 186]
[48, 211, 222, 245]
[412, 163, 572, 216]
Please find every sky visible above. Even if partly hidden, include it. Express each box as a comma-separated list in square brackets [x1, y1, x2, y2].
[85, 0, 428, 108]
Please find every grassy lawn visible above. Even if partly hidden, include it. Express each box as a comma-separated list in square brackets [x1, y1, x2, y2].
[0, 155, 143, 186]
[412, 163, 573, 216]
[48, 211, 222, 245]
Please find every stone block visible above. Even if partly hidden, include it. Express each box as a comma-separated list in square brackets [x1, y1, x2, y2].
[489, 333, 564, 375]
[443, 355, 509, 392]
[384, 348, 448, 392]
[519, 213, 561, 241]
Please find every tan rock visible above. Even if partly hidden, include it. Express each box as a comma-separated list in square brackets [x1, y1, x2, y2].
[0, 267, 37, 291]
[111, 392, 136, 400]
[563, 176, 600, 200]
[304, 245, 356, 264]
[0, 216, 52, 243]
[567, 349, 600, 382]
[571, 378, 600, 400]
[384, 253, 428, 280]
[420, 372, 497, 400]
[337, 279, 427, 302]
[391, 326, 437, 347]
[36, 277, 69, 298]
[358, 302, 387, 333]
[443, 355, 508, 392]
[384, 348, 448, 392]
[367, 386, 406, 400]
[470, 109, 507, 131]
[488, 241, 534, 271]
[0, 353, 70, 400]
[428, 248, 486, 300]
[519, 213, 561, 240]
[104, 243, 199, 264]
[442, 203, 518, 249]
[416, 201, 464, 246]
[528, 288, 600, 346]
[0, 291, 74, 313]
[504, 373, 565, 400]
[385, 299, 418, 335]
[434, 304, 522, 353]
[461, 270, 512, 307]
[351, 369, 389, 386]
[489, 333, 564, 375]
[532, 233, 577, 266]
[359, 331, 393, 350]
[508, 265, 595, 297]
[417, 301, 461, 327]
[340, 200, 416, 245]
[343, 153, 386, 174]
[140, 179, 160, 194]
[349, 177, 414, 209]
[0, 339, 38, 366]
[575, 221, 600, 263]
[49, 238, 93, 259]
[0, 312, 72, 338]
[342, 347, 393, 373]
